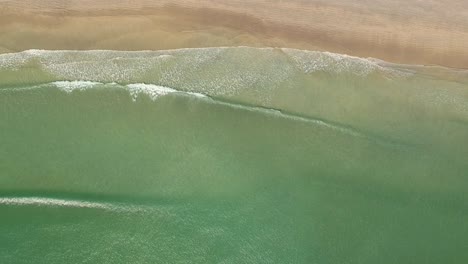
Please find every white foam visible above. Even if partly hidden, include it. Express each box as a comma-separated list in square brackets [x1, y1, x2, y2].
[126, 83, 177, 101]
[186, 92, 207, 98]
[0, 197, 109, 209]
[0, 47, 416, 96]
[126, 83, 207, 101]
[281, 48, 408, 77]
[0, 196, 147, 213]
[53, 80, 101, 93]
[24, 49, 48, 56]
[4, 80, 208, 101]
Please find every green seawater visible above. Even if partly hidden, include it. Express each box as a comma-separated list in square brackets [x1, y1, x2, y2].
[1, 47, 468, 263]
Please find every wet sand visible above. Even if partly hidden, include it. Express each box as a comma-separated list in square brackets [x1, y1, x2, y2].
[1, 0, 468, 68]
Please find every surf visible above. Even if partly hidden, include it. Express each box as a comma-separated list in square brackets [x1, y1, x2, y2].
[0, 79, 416, 148]
[1, 46, 467, 159]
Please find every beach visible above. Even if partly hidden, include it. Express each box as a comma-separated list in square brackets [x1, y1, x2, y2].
[1, 0, 468, 68]
[1, 1, 468, 263]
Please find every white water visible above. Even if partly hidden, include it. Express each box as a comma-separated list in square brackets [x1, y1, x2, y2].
[0, 196, 149, 213]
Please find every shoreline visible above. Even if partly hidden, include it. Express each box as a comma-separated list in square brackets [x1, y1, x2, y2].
[2, 47, 467, 87]
[1, 1, 468, 69]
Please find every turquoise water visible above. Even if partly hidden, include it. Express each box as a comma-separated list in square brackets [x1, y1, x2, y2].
[1, 47, 468, 263]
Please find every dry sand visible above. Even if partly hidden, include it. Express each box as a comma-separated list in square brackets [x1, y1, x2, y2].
[1, 0, 467, 68]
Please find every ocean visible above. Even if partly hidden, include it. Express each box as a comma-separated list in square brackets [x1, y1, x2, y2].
[1, 47, 468, 263]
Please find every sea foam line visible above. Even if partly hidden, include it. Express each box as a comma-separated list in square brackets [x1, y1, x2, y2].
[49, 81, 208, 101]
[0, 196, 148, 213]
[209, 99, 410, 148]
[3, 81, 407, 146]
[53, 80, 103, 93]
[0, 46, 412, 77]
[51, 81, 366, 139]
[126, 83, 206, 101]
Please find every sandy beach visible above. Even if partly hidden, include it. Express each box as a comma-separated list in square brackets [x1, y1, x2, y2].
[1, 0, 468, 68]
[2, 1, 468, 263]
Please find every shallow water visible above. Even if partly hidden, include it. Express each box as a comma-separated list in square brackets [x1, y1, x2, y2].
[1, 47, 468, 263]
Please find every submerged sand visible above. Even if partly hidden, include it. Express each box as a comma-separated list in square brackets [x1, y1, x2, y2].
[0, 0, 468, 68]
